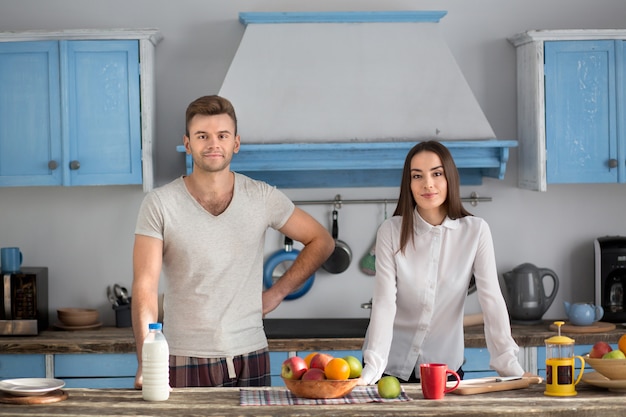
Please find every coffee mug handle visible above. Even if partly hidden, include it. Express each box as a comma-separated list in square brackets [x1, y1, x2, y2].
[443, 369, 461, 393]
[19, 251, 23, 265]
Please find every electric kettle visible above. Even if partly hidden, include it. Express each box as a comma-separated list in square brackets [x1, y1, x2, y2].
[503, 263, 559, 324]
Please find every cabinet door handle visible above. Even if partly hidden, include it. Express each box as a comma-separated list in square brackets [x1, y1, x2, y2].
[48, 160, 58, 170]
[608, 159, 618, 168]
[69, 160, 81, 170]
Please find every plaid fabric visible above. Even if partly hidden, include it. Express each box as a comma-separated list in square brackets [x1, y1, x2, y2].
[240, 386, 411, 406]
[169, 348, 270, 387]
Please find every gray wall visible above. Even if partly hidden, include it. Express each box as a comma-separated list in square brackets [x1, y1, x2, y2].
[1, 0, 625, 325]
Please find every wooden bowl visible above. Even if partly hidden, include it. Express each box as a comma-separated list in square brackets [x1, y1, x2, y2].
[585, 355, 626, 380]
[57, 308, 99, 327]
[282, 378, 358, 399]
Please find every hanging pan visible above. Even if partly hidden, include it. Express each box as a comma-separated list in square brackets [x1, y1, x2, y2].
[263, 236, 315, 300]
[322, 209, 352, 274]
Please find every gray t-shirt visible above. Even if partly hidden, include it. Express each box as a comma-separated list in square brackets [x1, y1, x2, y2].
[135, 174, 294, 357]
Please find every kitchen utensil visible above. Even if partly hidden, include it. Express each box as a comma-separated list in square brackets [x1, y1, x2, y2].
[322, 210, 352, 274]
[0, 390, 68, 405]
[563, 301, 603, 326]
[419, 363, 460, 399]
[1, 247, 23, 273]
[595, 236, 626, 323]
[548, 321, 615, 333]
[544, 321, 585, 397]
[263, 236, 315, 300]
[282, 377, 358, 399]
[451, 376, 542, 395]
[113, 284, 129, 305]
[107, 286, 118, 307]
[0, 378, 65, 397]
[503, 263, 559, 324]
[359, 239, 376, 276]
[53, 322, 102, 331]
[584, 355, 626, 380]
[581, 372, 626, 392]
[0, 267, 49, 336]
[56, 308, 99, 327]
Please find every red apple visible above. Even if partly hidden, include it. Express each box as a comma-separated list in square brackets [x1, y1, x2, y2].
[309, 353, 333, 370]
[281, 356, 308, 380]
[589, 341, 613, 359]
[301, 368, 326, 381]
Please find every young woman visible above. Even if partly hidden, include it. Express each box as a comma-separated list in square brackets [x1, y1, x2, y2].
[359, 141, 526, 384]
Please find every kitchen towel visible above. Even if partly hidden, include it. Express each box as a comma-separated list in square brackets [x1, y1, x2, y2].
[240, 386, 411, 406]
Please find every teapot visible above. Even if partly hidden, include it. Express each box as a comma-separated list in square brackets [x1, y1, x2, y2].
[503, 263, 559, 324]
[563, 301, 604, 326]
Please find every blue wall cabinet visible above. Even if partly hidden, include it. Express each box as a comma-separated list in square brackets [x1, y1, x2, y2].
[0, 29, 161, 191]
[510, 30, 626, 191]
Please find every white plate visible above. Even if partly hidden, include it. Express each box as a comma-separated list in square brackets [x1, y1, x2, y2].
[581, 372, 626, 392]
[0, 378, 65, 397]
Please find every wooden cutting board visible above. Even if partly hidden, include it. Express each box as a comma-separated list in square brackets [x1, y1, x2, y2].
[0, 390, 68, 405]
[451, 377, 542, 395]
[549, 321, 616, 334]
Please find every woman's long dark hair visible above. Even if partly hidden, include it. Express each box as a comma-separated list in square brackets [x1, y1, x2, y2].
[393, 141, 472, 254]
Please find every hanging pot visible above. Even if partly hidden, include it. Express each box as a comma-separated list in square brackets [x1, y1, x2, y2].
[322, 210, 352, 274]
[263, 236, 315, 300]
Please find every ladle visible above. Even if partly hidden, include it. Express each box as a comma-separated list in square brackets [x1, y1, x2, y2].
[107, 286, 119, 307]
[113, 284, 130, 305]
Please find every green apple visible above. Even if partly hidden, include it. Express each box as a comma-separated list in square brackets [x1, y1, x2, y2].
[343, 355, 363, 379]
[603, 349, 626, 359]
[377, 376, 402, 399]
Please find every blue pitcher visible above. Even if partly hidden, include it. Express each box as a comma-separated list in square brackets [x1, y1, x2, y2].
[563, 302, 604, 326]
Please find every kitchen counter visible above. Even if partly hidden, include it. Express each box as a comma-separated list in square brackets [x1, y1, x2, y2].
[0, 320, 624, 354]
[0, 384, 624, 416]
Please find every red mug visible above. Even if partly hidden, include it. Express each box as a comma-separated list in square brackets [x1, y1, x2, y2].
[419, 363, 461, 400]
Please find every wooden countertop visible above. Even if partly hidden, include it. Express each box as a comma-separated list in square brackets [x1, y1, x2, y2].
[0, 384, 624, 416]
[0, 321, 623, 354]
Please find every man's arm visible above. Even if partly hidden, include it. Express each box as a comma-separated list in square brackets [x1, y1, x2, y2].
[262, 207, 334, 315]
[131, 234, 163, 389]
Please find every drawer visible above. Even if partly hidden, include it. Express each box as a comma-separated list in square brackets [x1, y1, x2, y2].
[0, 354, 46, 379]
[55, 353, 137, 377]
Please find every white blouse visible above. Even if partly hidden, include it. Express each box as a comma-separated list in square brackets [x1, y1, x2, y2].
[361, 210, 525, 384]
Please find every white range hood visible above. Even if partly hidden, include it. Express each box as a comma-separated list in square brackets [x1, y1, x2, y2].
[215, 11, 516, 187]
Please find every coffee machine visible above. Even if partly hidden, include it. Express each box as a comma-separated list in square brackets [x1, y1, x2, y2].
[594, 236, 626, 323]
[0, 267, 49, 335]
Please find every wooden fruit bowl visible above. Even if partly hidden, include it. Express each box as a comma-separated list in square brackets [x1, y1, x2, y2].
[282, 378, 358, 399]
[585, 355, 626, 380]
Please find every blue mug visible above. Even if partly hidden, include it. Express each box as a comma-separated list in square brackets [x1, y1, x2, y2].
[1, 247, 23, 273]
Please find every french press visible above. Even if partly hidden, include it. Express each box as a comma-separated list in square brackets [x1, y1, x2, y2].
[544, 321, 585, 396]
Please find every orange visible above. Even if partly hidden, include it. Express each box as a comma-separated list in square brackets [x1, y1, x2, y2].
[303, 352, 318, 368]
[619, 334, 626, 355]
[324, 358, 350, 380]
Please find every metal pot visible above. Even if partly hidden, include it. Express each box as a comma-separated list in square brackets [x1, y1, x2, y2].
[322, 210, 352, 274]
[263, 236, 315, 300]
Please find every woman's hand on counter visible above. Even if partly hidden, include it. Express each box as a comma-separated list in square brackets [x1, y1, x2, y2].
[522, 372, 543, 383]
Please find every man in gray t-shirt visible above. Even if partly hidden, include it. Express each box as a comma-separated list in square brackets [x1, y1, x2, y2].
[132, 95, 334, 388]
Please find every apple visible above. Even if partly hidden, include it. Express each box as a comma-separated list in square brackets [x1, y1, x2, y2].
[377, 376, 401, 399]
[603, 349, 626, 359]
[281, 356, 308, 380]
[589, 341, 613, 359]
[301, 368, 327, 381]
[343, 355, 363, 379]
[309, 353, 333, 371]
